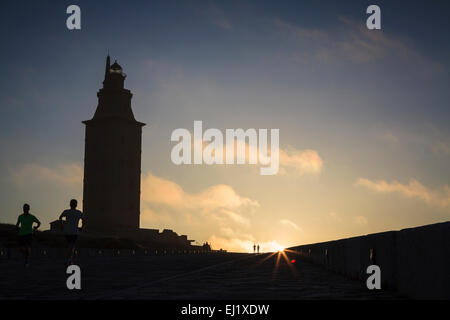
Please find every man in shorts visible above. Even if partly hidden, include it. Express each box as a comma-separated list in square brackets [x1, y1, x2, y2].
[16, 203, 41, 267]
[59, 199, 83, 265]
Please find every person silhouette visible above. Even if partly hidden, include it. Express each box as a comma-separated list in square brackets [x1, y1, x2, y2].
[16, 204, 41, 267]
[253, 244, 256, 254]
[257, 244, 260, 254]
[59, 199, 83, 266]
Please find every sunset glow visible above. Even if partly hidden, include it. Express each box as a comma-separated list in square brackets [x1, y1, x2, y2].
[1, 1, 449, 254]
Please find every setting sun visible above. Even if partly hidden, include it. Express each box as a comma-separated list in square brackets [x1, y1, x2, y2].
[265, 241, 285, 253]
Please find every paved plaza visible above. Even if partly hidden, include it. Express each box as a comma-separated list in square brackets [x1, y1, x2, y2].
[0, 251, 401, 299]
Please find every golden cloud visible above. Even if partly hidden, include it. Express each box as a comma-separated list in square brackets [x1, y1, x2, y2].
[141, 172, 259, 212]
[356, 178, 450, 208]
[140, 172, 259, 235]
[279, 148, 323, 175]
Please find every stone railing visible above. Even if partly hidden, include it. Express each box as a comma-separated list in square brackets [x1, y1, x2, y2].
[0, 247, 217, 260]
[288, 221, 450, 299]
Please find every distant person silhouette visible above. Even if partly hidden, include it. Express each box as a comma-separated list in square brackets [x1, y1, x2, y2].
[15, 204, 41, 267]
[59, 199, 83, 265]
[253, 244, 256, 254]
[257, 244, 260, 254]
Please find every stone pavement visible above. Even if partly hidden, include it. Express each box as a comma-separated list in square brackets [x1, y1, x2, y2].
[0, 251, 401, 299]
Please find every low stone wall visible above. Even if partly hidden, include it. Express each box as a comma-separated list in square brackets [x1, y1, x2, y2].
[288, 221, 450, 299]
[0, 247, 217, 261]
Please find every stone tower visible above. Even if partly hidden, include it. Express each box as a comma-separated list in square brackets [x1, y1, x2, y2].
[82, 56, 145, 234]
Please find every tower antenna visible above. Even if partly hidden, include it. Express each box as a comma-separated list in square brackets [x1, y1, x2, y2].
[104, 53, 111, 80]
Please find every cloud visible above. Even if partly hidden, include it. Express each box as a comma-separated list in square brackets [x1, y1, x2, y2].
[221, 139, 323, 176]
[279, 219, 301, 231]
[356, 178, 450, 208]
[274, 16, 442, 71]
[222, 209, 250, 226]
[140, 173, 297, 252]
[10, 163, 83, 186]
[353, 215, 368, 226]
[140, 172, 259, 234]
[334, 17, 402, 63]
[140, 207, 174, 227]
[183, 132, 323, 176]
[141, 172, 258, 213]
[274, 17, 327, 41]
[279, 148, 323, 175]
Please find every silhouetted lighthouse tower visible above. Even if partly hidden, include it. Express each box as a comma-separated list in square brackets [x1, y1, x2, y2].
[82, 56, 145, 234]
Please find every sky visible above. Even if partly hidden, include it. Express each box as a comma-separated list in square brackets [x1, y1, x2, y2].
[0, 0, 449, 252]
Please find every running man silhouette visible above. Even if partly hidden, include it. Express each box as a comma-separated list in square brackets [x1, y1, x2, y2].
[253, 243, 256, 254]
[59, 199, 83, 265]
[257, 244, 260, 254]
[15, 204, 41, 267]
